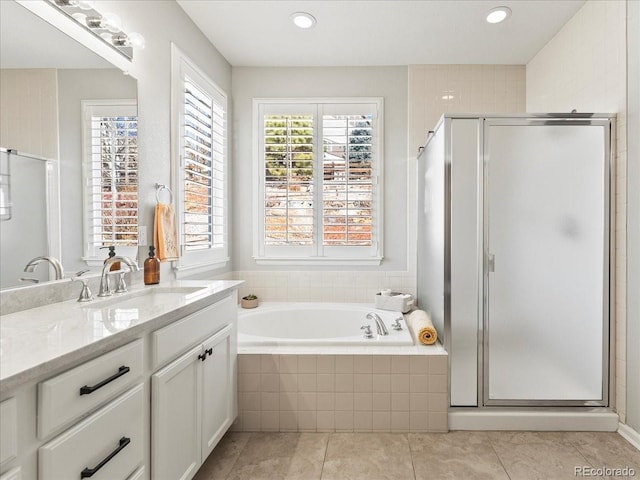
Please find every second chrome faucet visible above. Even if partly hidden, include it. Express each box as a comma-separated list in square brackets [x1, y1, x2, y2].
[98, 256, 139, 297]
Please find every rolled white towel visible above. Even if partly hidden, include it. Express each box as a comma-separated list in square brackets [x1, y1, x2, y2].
[405, 310, 438, 345]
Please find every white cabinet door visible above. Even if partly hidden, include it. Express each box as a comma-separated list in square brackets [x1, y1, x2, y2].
[152, 345, 202, 480]
[200, 324, 233, 461]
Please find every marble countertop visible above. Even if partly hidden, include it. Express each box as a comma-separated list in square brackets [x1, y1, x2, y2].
[0, 280, 243, 395]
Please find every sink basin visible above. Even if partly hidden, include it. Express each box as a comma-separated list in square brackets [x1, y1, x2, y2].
[82, 286, 207, 310]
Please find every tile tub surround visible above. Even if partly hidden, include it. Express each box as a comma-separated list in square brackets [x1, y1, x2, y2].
[194, 430, 640, 480]
[235, 353, 448, 433]
[232, 270, 416, 304]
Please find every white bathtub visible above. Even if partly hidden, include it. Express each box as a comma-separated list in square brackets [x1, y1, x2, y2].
[237, 302, 414, 347]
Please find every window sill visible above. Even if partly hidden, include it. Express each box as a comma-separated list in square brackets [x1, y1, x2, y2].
[253, 256, 383, 266]
[173, 257, 230, 278]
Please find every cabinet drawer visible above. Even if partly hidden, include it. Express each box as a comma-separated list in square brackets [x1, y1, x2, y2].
[0, 398, 17, 466]
[39, 384, 144, 480]
[152, 294, 235, 369]
[38, 339, 143, 439]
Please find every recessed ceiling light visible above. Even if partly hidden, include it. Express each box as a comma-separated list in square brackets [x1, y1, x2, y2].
[291, 12, 316, 29]
[486, 6, 512, 24]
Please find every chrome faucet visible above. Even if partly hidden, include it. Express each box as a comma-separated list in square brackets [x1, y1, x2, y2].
[366, 312, 389, 336]
[24, 256, 64, 280]
[98, 256, 139, 297]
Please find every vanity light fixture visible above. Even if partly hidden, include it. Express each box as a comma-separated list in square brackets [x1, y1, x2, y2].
[291, 12, 316, 29]
[486, 6, 512, 24]
[48, 0, 144, 60]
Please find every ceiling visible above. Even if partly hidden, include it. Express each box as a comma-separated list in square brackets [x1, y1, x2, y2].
[177, 0, 586, 67]
[0, 1, 112, 69]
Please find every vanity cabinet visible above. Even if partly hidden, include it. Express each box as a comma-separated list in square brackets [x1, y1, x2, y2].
[0, 283, 240, 480]
[151, 295, 237, 480]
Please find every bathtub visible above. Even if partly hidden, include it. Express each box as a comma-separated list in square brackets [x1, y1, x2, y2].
[237, 302, 414, 347]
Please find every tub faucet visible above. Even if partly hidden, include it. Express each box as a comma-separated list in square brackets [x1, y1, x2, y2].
[98, 256, 139, 297]
[366, 312, 389, 336]
[24, 256, 64, 280]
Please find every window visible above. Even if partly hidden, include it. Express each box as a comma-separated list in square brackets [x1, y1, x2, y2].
[82, 100, 138, 265]
[171, 44, 228, 273]
[254, 99, 383, 265]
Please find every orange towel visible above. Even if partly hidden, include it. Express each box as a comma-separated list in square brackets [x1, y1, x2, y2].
[405, 310, 438, 345]
[153, 203, 179, 262]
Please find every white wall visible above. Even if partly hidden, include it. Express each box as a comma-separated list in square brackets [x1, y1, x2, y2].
[57, 68, 137, 273]
[230, 66, 409, 300]
[526, 0, 629, 424]
[98, 0, 233, 278]
[625, 0, 640, 434]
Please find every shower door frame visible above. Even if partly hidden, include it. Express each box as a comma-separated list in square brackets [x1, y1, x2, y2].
[479, 115, 614, 408]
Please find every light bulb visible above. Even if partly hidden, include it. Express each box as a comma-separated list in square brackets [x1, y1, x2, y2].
[71, 12, 87, 24]
[127, 32, 145, 49]
[101, 12, 122, 33]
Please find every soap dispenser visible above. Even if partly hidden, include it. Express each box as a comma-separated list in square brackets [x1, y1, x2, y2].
[101, 246, 120, 271]
[144, 246, 160, 285]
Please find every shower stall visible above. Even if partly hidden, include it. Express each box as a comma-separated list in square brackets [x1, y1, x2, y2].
[416, 114, 614, 408]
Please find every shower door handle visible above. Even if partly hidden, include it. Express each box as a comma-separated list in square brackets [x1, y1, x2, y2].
[487, 253, 495, 273]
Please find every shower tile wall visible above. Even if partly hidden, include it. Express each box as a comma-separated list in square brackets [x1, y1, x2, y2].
[526, 0, 627, 422]
[0, 69, 59, 159]
[408, 65, 526, 154]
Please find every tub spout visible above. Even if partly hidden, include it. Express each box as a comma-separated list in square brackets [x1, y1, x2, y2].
[366, 312, 389, 336]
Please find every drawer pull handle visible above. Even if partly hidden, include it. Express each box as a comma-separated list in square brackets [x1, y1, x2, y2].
[80, 436, 130, 478]
[198, 348, 214, 362]
[80, 366, 130, 395]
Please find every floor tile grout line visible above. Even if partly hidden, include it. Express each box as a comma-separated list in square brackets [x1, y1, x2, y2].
[486, 431, 513, 480]
[318, 432, 331, 480]
[406, 433, 418, 480]
[569, 440, 605, 479]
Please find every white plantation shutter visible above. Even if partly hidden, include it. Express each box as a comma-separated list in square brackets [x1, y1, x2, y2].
[322, 112, 374, 247]
[255, 99, 383, 264]
[182, 78, 225, 251]
[172, 44, 228, 273]
[263, 114, 314, 246]
[83, 101, 138, 261]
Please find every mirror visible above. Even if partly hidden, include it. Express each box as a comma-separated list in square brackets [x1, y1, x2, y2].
[0, 1, 137, 290]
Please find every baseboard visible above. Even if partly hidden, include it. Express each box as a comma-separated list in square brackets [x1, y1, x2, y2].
[448, 408, 619, 431]
[618, 422, 640, 450]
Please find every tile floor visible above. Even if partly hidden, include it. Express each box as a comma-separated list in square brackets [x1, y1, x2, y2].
[194, 430, 640, 480]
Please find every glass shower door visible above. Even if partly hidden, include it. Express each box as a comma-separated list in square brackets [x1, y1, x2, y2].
[484, 119, 609, 405]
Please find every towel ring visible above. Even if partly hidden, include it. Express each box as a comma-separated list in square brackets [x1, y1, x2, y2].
[155, 183, 173, 203]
